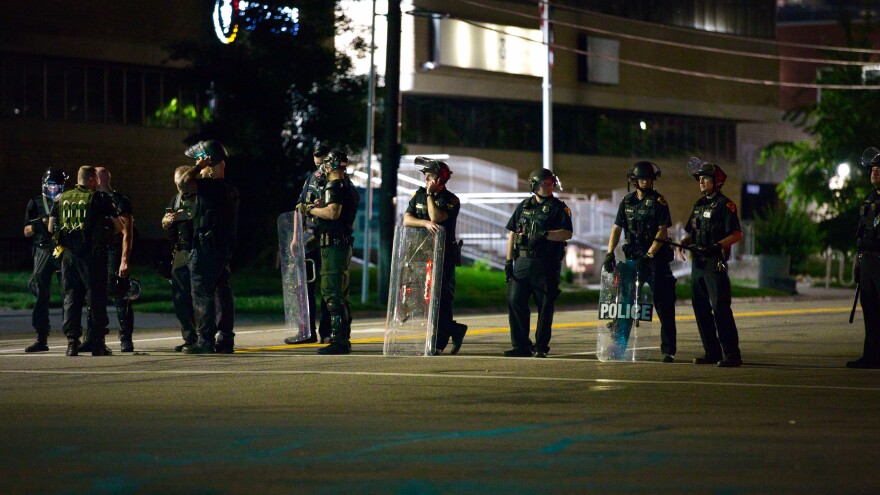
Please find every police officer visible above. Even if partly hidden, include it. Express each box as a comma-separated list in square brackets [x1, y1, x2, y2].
[191, 140, 240, 353]
[848, 147, 880, 369]
[23, 168, 67, 352]
[300, 150, 359, 355]
[162, 165, 198, 352]
[678, 159, 744, 367]
[403, 157, 468, 354]
[285, 144, 332, 345]
[81, 167, 135, 353]
[504, 168, 573, 358]
[604, 161, 678, 362]
[180, 142, 235, 354]
[48, 166, 122, 356]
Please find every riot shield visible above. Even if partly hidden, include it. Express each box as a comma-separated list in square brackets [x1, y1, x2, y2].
[277, 211, 315, 343]
[596, 259, 656, 362]
[383, 225, 446, 356]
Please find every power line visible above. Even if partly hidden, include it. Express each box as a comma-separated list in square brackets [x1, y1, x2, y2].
[455, 0, 880, 62]
[444, 16, 880, 90]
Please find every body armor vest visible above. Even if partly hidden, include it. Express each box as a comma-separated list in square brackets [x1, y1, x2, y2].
[57, 185, 96, 248]
[515, 196, 566, 258]
[316, 176, 359, 245]
[857, 189, 880, 251]
[622, 191, 663, 258]
[688, 194, 730, 248]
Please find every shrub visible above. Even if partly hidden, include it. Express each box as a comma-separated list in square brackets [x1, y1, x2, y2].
[753, 204, 822, 271]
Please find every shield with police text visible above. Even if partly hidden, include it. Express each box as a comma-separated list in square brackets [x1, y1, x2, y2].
[277, 211, 313, 343]
[383, 224, 446, 356]
[596, 259, 656, 362]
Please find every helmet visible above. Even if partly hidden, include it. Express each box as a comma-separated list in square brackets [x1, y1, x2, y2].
[313, 143, 331, 158]
[415, 156, 452, 184]
[42, 168, 68, 200]
[184, 140, 228, 163]
[528, 168, 561, 193]
[691, 161, 727, 189]
[860, 147, 880, 168]
[322, 150, 346, 171]
[628, 161, 660, 181]
[108, 275, 142, 301]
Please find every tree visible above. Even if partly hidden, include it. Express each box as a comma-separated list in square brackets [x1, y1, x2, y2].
[169, 0, 367, 264]
[761, 8, 880, 253]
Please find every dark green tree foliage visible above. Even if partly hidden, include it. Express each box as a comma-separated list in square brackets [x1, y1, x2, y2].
[761, 7, 880, 253]
[753, 204, 822, 271]
[169, 0, 367, 264]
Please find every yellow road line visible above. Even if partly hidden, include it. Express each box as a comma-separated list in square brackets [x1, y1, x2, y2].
[240, 306, 852, 353]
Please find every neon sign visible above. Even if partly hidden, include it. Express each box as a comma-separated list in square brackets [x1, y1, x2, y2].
[213, 1, 300, 44]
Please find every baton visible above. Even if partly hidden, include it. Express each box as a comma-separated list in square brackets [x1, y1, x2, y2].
[658, 238, 700, 254]
[850, 284, 860, 324]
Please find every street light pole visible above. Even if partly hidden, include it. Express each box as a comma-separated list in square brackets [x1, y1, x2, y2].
[361, 0, 377, 304]
[540, 0, 553, 171]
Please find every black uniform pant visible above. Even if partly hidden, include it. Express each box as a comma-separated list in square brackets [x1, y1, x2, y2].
[858, 253, 880, 362]
[191, 246, 227, 347]
[691, 262, 741, 360]
[216, 262, 235, 343]
[306, 247, 331, 340]
[321, 243, 352, 344]
[61, 248, 109, 343]
[30, 246, 60, 335]
[507, 257, 561, 353]
[171, 250, 196, 344]
[86, 246, 133, 342]
[637, 258, 677, 356]
[434, 254, 457, 351]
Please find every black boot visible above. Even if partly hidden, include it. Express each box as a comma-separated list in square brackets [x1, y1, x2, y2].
[92, 336, 112, 356]
[25, 334, 49, 353]
[66, 340, 79, 357]
[119, 331, 134, 353]
[450, 322, 468, 355]
[214, 337, 235, 354]
[317, 341, 351, 355]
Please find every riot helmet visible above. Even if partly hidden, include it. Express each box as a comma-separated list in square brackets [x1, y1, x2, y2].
[860, 147, 880, 169]
[313, 143, 331, 158]
[415, 156, 452, 184]
[528, 168, 561, 195]
[322, 150, 346, 171]
[42, 168, 68, 200]
[184, 139, 228, 163]
[688, 157, 727, 189]
[627, 161, 660, 192]
[108, 275, 142, 301]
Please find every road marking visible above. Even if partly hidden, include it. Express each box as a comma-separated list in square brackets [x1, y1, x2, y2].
[0, 368, 877, 391]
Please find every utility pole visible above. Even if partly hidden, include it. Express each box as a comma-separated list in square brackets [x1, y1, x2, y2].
[361, 0, 377, 304]
[540, 0, 553, 171]
[378, 0, 401, 304]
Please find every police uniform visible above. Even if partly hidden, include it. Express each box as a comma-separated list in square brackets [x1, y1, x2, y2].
[505, 195, 573, 355]
[185, 177, 233, 353]
[24, 193, 61, 347]
[84, 190, 135, 351]
[51, 184, 118, 355]
[215, 178, 239, 353]
[614, 189, 677, 357]
[685, 192, 742, 363]
[314, 174, 359, 353]
[406, 185, 463, 352]
[167, 192, 197, 349]
[297, 170, 331, 342]
[853, 188, 880, 366]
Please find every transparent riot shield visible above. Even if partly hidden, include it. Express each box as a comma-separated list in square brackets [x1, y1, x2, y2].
[383, 225, 446, 356]
[277, 211, 315, 343]
[597, 259, 656, 362]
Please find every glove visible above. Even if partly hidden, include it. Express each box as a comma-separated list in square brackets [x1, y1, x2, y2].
[504, 260, 514, 282]
[637, 253, 653, 271]
[295, 203, 309, 215]
[603, 252, 616, 273]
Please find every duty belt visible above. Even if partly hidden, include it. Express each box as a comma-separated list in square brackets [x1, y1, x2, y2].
[320, 232, 352, 247]
[518, 248, 539, 259]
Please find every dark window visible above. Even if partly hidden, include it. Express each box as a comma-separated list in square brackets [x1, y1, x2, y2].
[23, 59, 43, 119]
[86, 66, 105, 122]
[46, 61, 66, 120]
[66, 64, 84, 122]
[125, 69, 143, 125]
[107, 68, 124, 124]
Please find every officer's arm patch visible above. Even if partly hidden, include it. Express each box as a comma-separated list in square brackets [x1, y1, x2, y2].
[564, 207, 572, 217]
[410, 191, 417, 200]
[658, 195, 667, 206]
[726, 201, 737, 213]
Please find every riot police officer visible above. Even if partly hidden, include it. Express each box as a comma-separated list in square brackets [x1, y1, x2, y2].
[678, 159, 744, 367]
[285, 143, 332, 345]
[301, 150, 359, 354]
[504, 168, 573, 358]
[403, 157, 468, 354]
[48, 166, 122, 356]
[82, 167, 135, 353]
[162, 165, 198, 352]
[23, 168, 67, 352]
[604, 161, 678, 362]
[848, 147, 880, 369]
[179, 142, 235, 354]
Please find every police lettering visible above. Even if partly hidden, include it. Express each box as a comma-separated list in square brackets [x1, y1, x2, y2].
[598, 302, 654, 322]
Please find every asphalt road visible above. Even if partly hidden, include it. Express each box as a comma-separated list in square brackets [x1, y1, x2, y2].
[1, 294, 877, 494]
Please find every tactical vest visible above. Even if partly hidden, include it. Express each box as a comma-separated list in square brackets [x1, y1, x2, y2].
[411, 187, 458, 244]
[622, 191, 663, 258]
[688, 194, 730, 248]
[171, 193, 196, 249]
[302, 172, 325, 232]
[515, 196, 566, 259]
[857, 190, 880, 251]
[30, 194, 54, 248]
[58, 184, 97, 249]
[316, 176, 359, 246]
